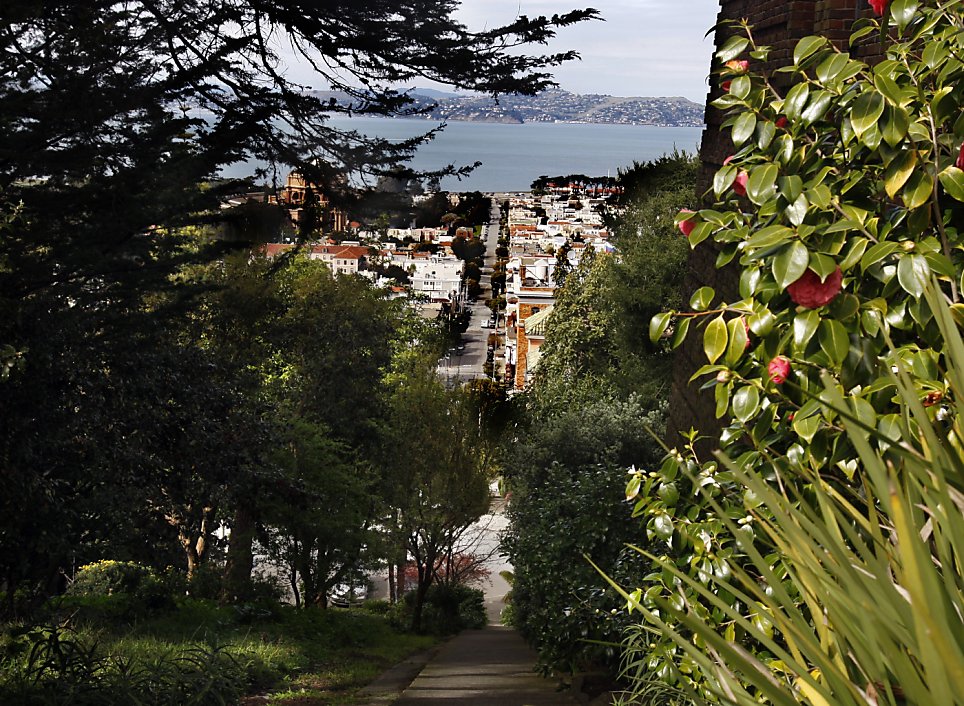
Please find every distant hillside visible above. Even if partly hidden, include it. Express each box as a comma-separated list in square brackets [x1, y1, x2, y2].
[308, 88, 704, 127]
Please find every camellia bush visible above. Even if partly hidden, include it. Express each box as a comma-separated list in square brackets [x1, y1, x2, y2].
[623, 0, 964, 700]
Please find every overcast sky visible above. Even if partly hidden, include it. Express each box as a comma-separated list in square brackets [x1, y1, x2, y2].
[450, 0, 720, 102]
[276, 1, 720, 104]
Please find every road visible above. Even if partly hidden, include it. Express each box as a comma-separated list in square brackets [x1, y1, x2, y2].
[438, 198, 503, 385]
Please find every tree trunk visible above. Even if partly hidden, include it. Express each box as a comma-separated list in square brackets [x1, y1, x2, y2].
[221, 505, 256, 602]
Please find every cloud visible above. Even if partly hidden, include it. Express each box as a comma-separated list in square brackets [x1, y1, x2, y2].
[454, 0, 718, 100]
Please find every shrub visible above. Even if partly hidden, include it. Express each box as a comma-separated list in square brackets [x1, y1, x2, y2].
[0, 623, 249, 705]
[627, 1, 964, 699]
[392, 585, 486, 635]
[67, 560, 173, 615]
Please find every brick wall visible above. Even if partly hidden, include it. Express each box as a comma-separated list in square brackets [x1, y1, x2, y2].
[666, 0, 882, 449]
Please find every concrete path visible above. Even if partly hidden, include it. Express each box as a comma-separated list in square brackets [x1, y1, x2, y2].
[390, 626, 580, 705]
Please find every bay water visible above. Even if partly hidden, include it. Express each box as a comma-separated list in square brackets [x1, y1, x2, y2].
[220, 116, 704, 192]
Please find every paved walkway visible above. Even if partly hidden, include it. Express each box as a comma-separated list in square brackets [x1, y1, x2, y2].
[390, 626, 581, 705]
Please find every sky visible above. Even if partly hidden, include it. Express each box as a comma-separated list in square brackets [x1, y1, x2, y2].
[275, 1, 720, 104]
[450, 0, 720, 102]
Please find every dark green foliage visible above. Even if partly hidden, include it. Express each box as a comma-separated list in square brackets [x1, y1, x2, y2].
[501, 389, 665, 674]
[614, 151, 700, 206]
[451, 235, 486, 261]
[393, 585, 486, 635]
[0, 0, 597, 611]
[504, 153, 697, 677]
[66, 561, 174, 616]
[0, 623, 248, 706]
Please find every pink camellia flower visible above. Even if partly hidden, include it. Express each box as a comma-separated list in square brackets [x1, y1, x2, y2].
[868, 0, 887, 16]
[787, 266, 843, 309]
[768, 356, 791, 385]
[956, 143, 964, 170]
[677, 209, 696, 237]
[733, 171, 749, 197]
[775, 116, 788, 128]
[725, 59, 750, 73]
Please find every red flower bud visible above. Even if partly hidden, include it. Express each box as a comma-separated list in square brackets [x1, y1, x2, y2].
[725, 59, 750, 73]
[868, 0, 887, 16]
[741, 317, 751, 349]
[733, 171, 749, 197]
[787, 267, 843, 309]
[723, 155, 735, 166]
[768, 356, 791, 385]
[722, 80, 732, 92]
[677, 209, 696, 237]
[957, 143, 964, 170]
[775, 116, 788, 128]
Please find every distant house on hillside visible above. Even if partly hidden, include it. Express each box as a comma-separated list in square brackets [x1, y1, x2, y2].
[259, 242, 370, 275]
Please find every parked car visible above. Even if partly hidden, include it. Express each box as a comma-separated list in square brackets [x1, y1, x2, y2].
[456, 343, 466, 354]
[329, 579, 370, 608]
[481, 320, 492, 329]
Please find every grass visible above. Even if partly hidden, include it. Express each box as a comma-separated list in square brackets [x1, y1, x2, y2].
[1, 597, 438, 705]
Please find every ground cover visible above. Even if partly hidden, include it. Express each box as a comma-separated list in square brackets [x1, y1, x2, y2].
[0, 597, 437, 705]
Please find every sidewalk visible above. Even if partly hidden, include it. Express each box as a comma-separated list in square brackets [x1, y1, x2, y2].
[389, 626, 580, 706]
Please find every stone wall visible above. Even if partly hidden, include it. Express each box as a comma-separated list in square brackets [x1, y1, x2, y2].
[665, 0, 884, 449]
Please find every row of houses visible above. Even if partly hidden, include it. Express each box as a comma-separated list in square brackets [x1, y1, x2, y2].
[501, 190, 617, 389]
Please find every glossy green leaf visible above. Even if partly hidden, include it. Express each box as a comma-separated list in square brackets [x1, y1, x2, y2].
[794, 310, 820, 351]
[890, 0, 918, 30]
[902, 169, 934, 210]
[757, 120, 776, 150]
[653, 512, 674, 540]
[816, 53, 850, 84]
[726, 317, 748, 366]
[717, 35, 751, 62]
[714, 378, 730, 418]
[732, 112, 757, 146]
[897, 253, 929, 298]
[671, 316, 691, 349]
[732, 386, 760, 423]
[747, 225, 793, 249]
[801, 90, 832, 124]
[688, 221, 714, 248]
[690, 287, 715, 311]
[649, 312, 672, 344]
[730, 75, 751, 100]
[840, 237, 869, 271]
[939, 167, 964, 202]
[808, 184, 832, 209]
[850, 91, 885, 137]
[713, 165, 737, 198]
[881, 105, 910, 147]
[793, 36, 827, 66]
[748, 309, 775, 337]
[884, 149, 917, 198]
[808, 252, 838, 281]
[874, 73, 903, 105]
[786, 194, 808, 226]
[784, 83, 810, 121]
[792, 412, 821, 443]
[747, 164, 779, 206]
[773, 241, 810, 289]
[704, 315, 728, 364]
[861, 241, 900, 271]
[819, 319, 849, 366]
[739, 268, 761, 298]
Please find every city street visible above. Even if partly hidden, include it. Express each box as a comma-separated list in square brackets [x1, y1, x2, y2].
[438, 198, 503, 385]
